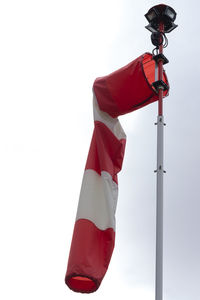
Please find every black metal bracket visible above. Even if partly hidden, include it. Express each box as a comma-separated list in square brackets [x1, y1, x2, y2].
[154, 169, 166, 173]
[153, 53, 169, 65]
[152, 80, 169, 92]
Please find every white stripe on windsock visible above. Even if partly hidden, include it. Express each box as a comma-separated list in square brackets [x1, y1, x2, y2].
[76, 169, 118, 231]
[93, 94, 126, 140]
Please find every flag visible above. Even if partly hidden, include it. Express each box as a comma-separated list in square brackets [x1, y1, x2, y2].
[65, 53, 169, 293]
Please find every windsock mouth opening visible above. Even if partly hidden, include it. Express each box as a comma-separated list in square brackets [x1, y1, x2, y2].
[142, 52, 169, 96]
[66, 275, 98, 293]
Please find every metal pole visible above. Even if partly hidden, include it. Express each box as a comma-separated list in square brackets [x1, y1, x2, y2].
[155, 22, 164, 300]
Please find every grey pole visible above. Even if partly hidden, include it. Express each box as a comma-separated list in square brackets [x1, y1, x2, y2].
[144, 5, 177, 300]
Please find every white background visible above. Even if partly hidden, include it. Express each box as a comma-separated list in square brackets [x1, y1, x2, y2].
[0, 1, 199, 300]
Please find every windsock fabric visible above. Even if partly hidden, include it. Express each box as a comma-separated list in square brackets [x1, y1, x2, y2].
[65, 53, 169, 293]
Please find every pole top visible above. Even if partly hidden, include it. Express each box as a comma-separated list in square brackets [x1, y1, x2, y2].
[145, 4, 178, 33]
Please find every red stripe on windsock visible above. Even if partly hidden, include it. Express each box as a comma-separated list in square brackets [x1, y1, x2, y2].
[85, 121, 126, 184]
[65, 219, 115, 293]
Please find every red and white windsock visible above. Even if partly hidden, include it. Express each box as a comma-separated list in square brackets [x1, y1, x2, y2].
[65, 53, 169, 293]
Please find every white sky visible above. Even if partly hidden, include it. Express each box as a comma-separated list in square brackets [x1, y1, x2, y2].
[0, 1, 199, 300]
